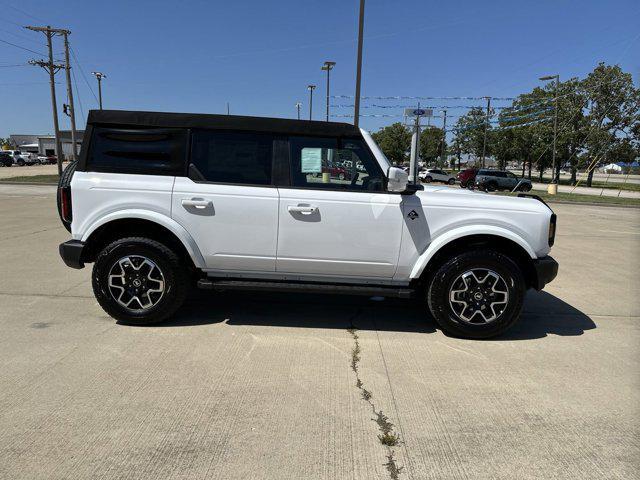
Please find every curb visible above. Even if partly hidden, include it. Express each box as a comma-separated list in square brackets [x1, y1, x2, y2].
[544, 199, 640, 209]
[0, 181, 57, 186]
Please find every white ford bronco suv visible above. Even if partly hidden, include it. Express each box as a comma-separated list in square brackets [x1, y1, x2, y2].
[58, 110, 558, 339]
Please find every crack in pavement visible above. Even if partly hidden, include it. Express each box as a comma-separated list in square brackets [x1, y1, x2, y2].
[347, 313, 408, 480]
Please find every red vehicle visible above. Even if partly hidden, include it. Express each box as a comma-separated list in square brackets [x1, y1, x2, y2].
[324, 166, 351, 180]
[457, 168, 478, 188]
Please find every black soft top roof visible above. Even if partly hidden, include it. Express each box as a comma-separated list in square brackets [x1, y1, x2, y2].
[86, 109, 361, 137]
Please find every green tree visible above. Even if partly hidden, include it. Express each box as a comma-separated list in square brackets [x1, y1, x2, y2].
[581, 63, 639, 186]
[452, 107, 492, 162]
[419, 126, 446, 166]
[370, 123, 411, 165]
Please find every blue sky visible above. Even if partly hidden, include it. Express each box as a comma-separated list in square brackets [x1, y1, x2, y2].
[1, 0, 638, 138]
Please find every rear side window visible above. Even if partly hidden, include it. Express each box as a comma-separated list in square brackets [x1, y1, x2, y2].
[87, 127, 187, 175]
[190, 129, 273, 185]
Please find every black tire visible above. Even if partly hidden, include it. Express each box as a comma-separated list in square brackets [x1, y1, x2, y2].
[424, 176, 433, 183]
[92, 237, 189, 325]
[520, 184, 532, 192]
[338, 173, 345, 180]
[486, 181, 498, 192]
[57, 160, 78, 232]
[448, 178, 455, 185]
[427, 249, 525, 339]
[17, 159, 25, 166]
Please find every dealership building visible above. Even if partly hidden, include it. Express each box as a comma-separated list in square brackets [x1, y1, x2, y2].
[9, 131, 84, 160]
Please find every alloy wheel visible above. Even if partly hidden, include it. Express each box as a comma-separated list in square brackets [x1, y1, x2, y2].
[107, 255, 165, 311]
[449, 269, 509, 324]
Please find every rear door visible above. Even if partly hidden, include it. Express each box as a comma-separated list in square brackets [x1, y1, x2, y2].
[275, 136, 403, 278]
[172, 129, 279, 272]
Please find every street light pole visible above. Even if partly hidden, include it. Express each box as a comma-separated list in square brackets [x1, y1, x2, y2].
[295, 102, 302, 120]
[540, 74, 560, 193]
[440, 109, 448, 167]
[321, 61, 336, 122]
[307, 85, 316, 120]
[91, 72, 106, 109]
[353, 0, 365, 127]
[481, 96, 491, 168]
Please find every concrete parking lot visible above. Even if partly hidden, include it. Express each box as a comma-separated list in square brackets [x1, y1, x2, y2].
[0, 184, 638, 479]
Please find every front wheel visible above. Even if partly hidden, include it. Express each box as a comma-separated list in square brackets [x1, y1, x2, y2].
[17, 159, 25, 166]
[92, 237, 189, 325]
[424, 176, 433, 183]
[426, 249, 525, 339]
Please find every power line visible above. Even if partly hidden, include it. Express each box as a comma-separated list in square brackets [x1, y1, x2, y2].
[70, 62, 85, 121]
[4, 3, 46, 22]
[0, 27, 45, 46]
[0, 37, 46, 56]
[69, 46, 99, 104]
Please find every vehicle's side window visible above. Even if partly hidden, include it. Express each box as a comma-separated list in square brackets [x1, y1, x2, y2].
[87, 127, 187, 175]
[190, 130, 273, 186]
[506, 172, 517, 179]
[289, 136, 385, 192]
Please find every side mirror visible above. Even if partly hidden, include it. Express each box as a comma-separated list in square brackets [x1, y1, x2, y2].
[387, 166, 409, 193]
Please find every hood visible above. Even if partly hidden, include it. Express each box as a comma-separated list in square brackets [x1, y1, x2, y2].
[415, 185, 551, 214]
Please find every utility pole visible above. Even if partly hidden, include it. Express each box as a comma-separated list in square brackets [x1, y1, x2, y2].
[481, 96, 491, 168]
[307, 85, 316, 120]
[91, 71, 106, 109]
[226, 102, 230, 115]
[26, 25, 65, 175]
[540, 74, 560, 193]
[295, 102, 302, 120]
[321, 61, 336, 122]
[62, 31, 78, 161]
[440, 109, 448, 167]
[353, 0, 365, 127]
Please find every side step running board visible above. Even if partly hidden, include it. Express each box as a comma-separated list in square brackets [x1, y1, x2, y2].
[197, 279, 414, 299]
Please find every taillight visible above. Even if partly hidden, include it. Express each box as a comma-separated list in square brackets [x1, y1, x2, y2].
[59, 186, 72, 224]
[548, 213, 557, 247]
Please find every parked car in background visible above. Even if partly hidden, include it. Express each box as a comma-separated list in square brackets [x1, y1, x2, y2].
[457, 168, 478, 188]
[37, 154, 57, 165]
[419, 168, 456, 185]
[475, 169, 532, 192]
[4, 150, 38, 166]
[0, 152, 13, 167]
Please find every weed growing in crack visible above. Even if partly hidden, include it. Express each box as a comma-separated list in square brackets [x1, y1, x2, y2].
[374, 411, 400, 446]
[361, 388, 372, 401]
[347, 323, 404, 478]
[384, 451, 404, 480]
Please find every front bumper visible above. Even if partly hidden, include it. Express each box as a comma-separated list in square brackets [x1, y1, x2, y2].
[532, 255, 558, 290]
[59, 240, 85, 269]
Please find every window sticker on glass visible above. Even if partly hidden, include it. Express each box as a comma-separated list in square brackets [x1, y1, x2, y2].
[301, 147, 322, 173]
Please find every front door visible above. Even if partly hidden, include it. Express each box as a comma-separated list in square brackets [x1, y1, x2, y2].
[172, 129, 279, 272]
[276, 136, 403, 278]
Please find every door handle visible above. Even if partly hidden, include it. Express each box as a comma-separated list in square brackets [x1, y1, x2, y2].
[182, 198, 212, 209]
[288, 205, 318, 215]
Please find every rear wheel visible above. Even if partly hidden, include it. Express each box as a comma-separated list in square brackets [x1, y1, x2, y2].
[17, 159, 25, 166]
[424, 176, 433, 183]
[92, 237, 188, 325]
[426, 249, 525, 339]
[520, 183, 532, 192]
[448, 178, 455, 185]
[486, 181, 498, 192]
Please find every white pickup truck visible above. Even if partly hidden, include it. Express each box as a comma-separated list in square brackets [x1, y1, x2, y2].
[58, 110, 557, 339]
